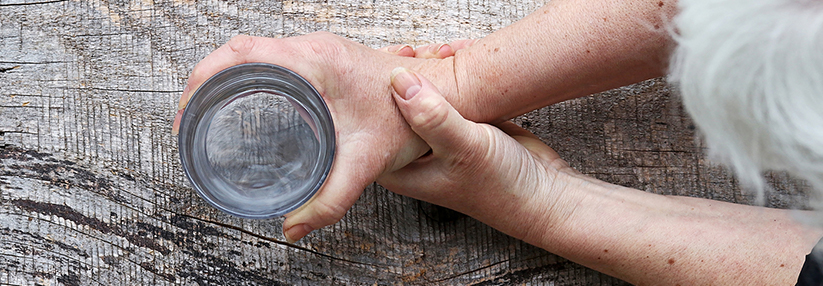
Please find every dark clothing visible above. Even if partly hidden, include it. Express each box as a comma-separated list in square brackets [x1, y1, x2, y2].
[798, 242, 823, 286]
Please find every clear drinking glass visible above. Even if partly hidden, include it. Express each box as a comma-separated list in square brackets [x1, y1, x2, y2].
[178, 63, 335, 219]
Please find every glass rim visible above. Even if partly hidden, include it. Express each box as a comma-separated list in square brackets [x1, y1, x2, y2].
[178, 63, 335, 219]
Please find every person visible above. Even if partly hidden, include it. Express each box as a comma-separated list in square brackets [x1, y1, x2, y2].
[172, 0, 823, 284]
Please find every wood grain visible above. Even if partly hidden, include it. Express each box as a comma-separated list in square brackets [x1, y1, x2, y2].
[0, 0, 811, 285]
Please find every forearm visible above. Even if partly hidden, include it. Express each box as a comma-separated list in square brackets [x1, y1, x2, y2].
[515, 176, 823, 285]
[451, 0, 677, 122]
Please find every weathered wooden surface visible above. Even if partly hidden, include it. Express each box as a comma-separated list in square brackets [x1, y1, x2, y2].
[0, 0, 812, 285]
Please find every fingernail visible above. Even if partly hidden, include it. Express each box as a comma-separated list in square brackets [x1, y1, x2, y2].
[389, 44, 412, 54]
[437, 44, 453, 57]
[284, 224, 314, 244]
[178, 85, 191, 110]
[432, 44, 454, 57]
[390, 67, 422, 100]
[172, 109, 183, 136]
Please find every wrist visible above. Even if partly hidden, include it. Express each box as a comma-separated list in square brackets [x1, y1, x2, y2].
[407, 55, 483, 124]
[387, 56, 467, 171]
[413, 57, 465, 116]
[517, 171, 617, 247]
[449, 155, 603, 246]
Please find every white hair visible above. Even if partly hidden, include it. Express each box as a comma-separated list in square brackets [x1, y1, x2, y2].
[668, 0, 823, 218]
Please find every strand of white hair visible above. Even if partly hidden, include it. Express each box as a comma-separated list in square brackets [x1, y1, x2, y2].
[668, 0, 823, 225]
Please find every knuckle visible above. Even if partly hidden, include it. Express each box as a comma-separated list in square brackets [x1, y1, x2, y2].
[412, 97, 450, 132]
[313, 199, 347, 225]
[307, 31, 336, 38]
[226, 35, 257, 57]
[295, 33, 346, 60]
[308, 40, 333, 57]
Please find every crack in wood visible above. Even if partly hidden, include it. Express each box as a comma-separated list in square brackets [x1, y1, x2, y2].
[0, 0, 66, 6]
[11, 199, 172, 255]
[61, 86, 183, 93]
[56, 272, 80, 286]
[172, 213, 387, 269]
[1, 227, 90, 258]
[0, 61, 67, 64]
[433, 254, 558, 284]
[0, 65, 20, 73]
[2, 145, 393, 283]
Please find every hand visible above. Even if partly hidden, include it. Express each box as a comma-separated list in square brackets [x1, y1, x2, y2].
[172, 33, 459, 243]
[378, 67, 589, 242]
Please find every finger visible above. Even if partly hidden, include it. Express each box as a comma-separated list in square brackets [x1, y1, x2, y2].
[177, 35, 291, 113]
[377, 44, 415, 57]
[281, 150, 375, 243]
[496, 121, 564, 168]
[173, 35, 268, 135]
[376, 156, 444, 202]
[413, 39, 479, 59]
[448, 39, 479, 51]
[172, 85, 192, 135]
[171, 109, 183, 135]
[496, 121, 541, 141]
[414, 43, 454, 59]
[389, 67, 479, 155]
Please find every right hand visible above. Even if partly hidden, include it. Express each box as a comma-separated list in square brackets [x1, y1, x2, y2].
[173, 33, 461, 243]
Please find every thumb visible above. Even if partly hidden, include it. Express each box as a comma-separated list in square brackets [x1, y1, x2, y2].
[390, 67, 477, 154]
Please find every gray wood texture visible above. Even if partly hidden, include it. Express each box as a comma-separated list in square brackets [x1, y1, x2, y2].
[0, 0, 811, 285]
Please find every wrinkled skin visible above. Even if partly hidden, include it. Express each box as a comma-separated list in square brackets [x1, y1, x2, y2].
[173, 33, 461, 242]
[380, 67, 584, 242]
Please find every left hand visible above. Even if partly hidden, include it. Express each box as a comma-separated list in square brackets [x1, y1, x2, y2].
[378, 67, 589, 241]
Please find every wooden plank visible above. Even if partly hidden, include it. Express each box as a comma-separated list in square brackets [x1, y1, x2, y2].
[0, 0, 810, 284]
